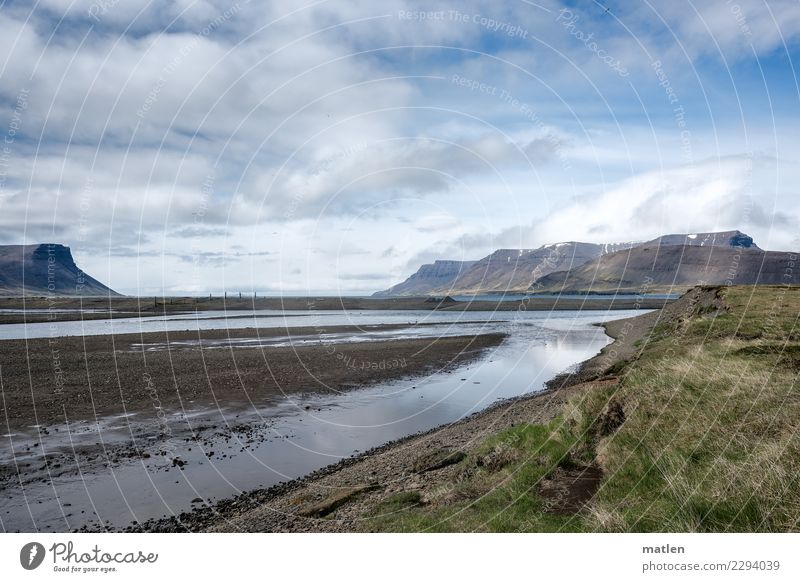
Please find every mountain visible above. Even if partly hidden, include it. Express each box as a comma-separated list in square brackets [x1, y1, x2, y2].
[373, 260, 477, 296]
[428, 242, 636, 295]
[531, 242, 796, 294]
[373, 230, 781, 297]
[374, 241, 635, 297]
[644, 230, 760, 250]
[0, 244, 120, 296]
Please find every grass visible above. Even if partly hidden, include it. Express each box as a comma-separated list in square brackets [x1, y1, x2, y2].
[363, 285, 800, 532]
[367, 420, 587, 532]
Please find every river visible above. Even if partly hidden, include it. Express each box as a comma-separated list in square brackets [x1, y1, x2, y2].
[0, 308, 644, 532]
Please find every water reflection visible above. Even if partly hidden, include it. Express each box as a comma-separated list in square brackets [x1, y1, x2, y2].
[0, 309, 642, 531]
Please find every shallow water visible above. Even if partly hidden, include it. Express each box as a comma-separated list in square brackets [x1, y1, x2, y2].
[0, 309, 644, 532]
[0, 309, 503, 340]
[127, 321, 503, 352]
[0, 301, 667, 341]
[452, 293, 679, 301]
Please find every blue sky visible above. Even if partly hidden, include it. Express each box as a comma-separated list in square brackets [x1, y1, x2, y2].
[0, 0, 798, 294]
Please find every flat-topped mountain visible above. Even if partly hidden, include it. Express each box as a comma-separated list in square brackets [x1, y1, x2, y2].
[427, 241, 636, 295]
[0, 244, 119, 296]
[374, 260, 476, 297]
[644, 230, 759, 250]
[376, 242, 636, 297]
[531, 243, 795, 294]
[374, 230, 789, 296]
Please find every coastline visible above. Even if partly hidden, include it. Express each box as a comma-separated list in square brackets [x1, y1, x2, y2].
[0, 326, 505, 432]
[134, 292, 687, 532]
[0, 294, 674, 324]
[0, 328, 506, 512]
[3, 287, 733, 533]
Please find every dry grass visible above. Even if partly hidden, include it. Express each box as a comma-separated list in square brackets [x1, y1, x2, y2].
[585, 286, 800, 532]
[365, 286, 800, 532]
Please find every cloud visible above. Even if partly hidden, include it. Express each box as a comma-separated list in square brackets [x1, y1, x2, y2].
[337, 272, 390, 281]
[414, 213, 461, 232]
[1, 1, 798, 294]
[513, 155, 800, 251]
[249, 131, 563, 219]
[169, 225, 229, 238]
[634, 0, 800, 61]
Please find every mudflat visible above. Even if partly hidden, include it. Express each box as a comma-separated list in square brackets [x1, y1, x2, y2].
[138, 289, 687, 532]
[151, 286, 790, 534]
[0, 325, 505, 432]
[0, 294, 673, 323]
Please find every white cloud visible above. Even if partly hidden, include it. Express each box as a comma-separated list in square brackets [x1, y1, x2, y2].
[640, 0, 800, 61]
[1, 0, 798, 294]
[414, 213, 461, 232]
[525, 155, 800, 251]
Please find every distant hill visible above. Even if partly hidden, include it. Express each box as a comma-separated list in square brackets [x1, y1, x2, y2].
[427, 241, 636, 296]
[0, 244, 120, 296]
[531, 244, 796, 294]
[374, 230, 786, 296]
[373, 260, 476, 297]
[375, 242, 636, 297]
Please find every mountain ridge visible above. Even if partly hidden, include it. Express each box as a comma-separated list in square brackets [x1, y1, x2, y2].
[0, 244, 120, 296]
[531, 241, 795, 294]
[374, 230, 781, 296]
[373, 259, 477, 297]
[426, 241, 636, 296]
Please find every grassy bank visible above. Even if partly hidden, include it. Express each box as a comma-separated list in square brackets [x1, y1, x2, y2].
[364, 285, 800, 532]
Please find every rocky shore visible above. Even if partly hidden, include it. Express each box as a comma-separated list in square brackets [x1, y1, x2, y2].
[134, 288, 712, 532]
[0, 325, 505, 505]
[0, 325, 505, 432]
[127, 288, 702, 532]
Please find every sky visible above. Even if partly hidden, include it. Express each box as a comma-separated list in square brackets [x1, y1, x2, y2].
[0, 0, 798, 295]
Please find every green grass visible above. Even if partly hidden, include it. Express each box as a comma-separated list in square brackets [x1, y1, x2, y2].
[379, 491, 423, 511]
[366, 420, 587, 532]
[364, 286, 800, 532]
[588, 286, 800, 532]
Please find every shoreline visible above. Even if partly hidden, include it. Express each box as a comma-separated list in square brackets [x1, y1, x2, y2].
[0, 294, 674, 324]
[133, 295, 679, 532]
[0, 329, 508, 527]
[1, 292, 707, 532]
[0, 325, 506, 433]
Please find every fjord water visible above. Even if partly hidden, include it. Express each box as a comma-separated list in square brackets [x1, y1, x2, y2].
[0, 308, 642, 532]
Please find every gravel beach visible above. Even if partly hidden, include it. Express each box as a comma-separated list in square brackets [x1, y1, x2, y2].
[135, 290, 698, 532]
[0, 325, 505, 432]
